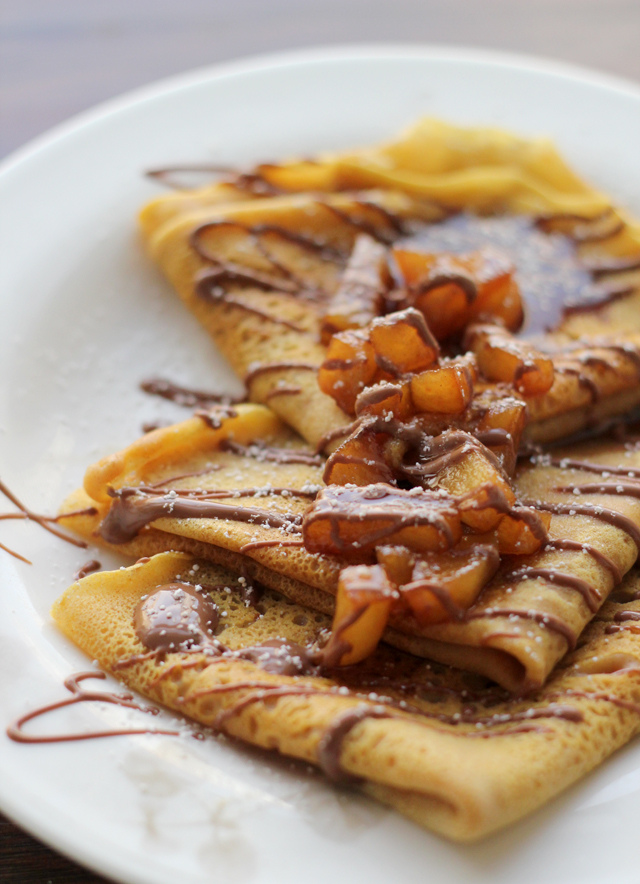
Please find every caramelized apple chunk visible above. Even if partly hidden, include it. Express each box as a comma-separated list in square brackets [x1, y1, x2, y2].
[496, 506, 551, 555]
[354, 381, 413, 421]
[302, 484, 462, 559]
[466, 249, 523, 330]
[396, 429, 516, 532]
[399, 544, 500, 626]
[318, 329, 377, 414]
[456, 479, 516, 533]
[410, 354, 477, 414]
[320, 234, 390, 344]
[465, 323, 554, 396]
[320, 564, 397, 666]
[473, 389, 528, 475]
[375, 544, 415, 586]
[323, 424, 396, 486]
[368, 307, 440, 374]
[393, 245, 523, 338]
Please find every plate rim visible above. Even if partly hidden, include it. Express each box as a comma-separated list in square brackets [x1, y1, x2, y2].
[2, 42, 640, 179]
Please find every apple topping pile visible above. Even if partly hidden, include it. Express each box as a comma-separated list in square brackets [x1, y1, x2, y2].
[308, 238, 560, 664]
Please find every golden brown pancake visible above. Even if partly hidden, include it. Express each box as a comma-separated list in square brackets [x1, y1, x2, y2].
[139, 120, 640, 451]
[51, 549, 640, 842]
[59, 404, 640, 693]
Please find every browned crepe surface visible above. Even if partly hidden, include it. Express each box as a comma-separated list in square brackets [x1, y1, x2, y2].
[51, 550, 640, 842]
[59, 405, 640, 693]
[139, 119, 640, 451]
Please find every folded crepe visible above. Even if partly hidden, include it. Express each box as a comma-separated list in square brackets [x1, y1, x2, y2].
[51, 548, 640, 842]
[139, 121, 640, 451]
[59, 403, 640, 693]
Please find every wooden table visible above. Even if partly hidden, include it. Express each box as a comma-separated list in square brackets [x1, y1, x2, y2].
[1, 1, 639, 881]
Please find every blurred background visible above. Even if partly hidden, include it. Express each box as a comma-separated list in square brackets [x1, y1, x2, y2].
[1, 0, 639, 881]
[1, 0, 640, 159]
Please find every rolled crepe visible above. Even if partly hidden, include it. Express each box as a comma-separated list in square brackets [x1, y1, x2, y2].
[51, 549, 640, 841]
[59, 404, 640, 693]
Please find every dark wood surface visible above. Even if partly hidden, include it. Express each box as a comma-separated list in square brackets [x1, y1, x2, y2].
[0, 813, 111, 883]
[1, 1, 639, 881]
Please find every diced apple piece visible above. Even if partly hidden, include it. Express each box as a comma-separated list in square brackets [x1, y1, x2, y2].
[455, 473, 516, 532]
[410, 355, 477, 414]
[369, 307, 440, 374]
[413, 280, 471, 340]
[318, 329, 377, 415]
[496, 506, 551, 555]
[467, 249, 523, 331]
[400, 544, 500, 626]
[376, 544, 415, 586]
[323, 426, 395, 486]
[466, 324, 554, 396]
[354, 381, 413, 420]
[392, 248, 437, 287]
[393, 245, 523, 337]
[422, 432, 515, 532]
[473, 390, 528, 475]
[320, 234, 389, 344]
[320, 565, 396, 666]
[302, 484, 462, 559]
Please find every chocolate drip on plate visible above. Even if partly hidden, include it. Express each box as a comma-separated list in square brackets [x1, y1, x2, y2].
[140, 377, 244, 408]
[74, 559, 101, 581]
[6, 672, 181, 744]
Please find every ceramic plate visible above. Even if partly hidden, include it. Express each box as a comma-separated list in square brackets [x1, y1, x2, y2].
[1, 46, 640, 884]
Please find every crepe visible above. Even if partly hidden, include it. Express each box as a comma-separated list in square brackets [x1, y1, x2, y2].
[59, 403, 640, 693]
[51, 548, 640, 842]
[139, 119, 640, 451]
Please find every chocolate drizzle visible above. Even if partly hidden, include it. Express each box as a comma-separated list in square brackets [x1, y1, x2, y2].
[525, 500, 640, 550]
[6, 672, 181, 744]
[556, 482, 640, 500]
[544, 538, 622, 583]
[196, 272, 307, 331]
[221, 439, 323, 466]
[99, 487, 302, 545]
[317, 705, 391, 783]
[74, 559, 101, 581]
[140, 377, 244, 408]
[146, 164, 282, 195]
[0, 479, 95, 560]
[134, 583, 221, 652]
[544, 457, 640, 479]
[244, 362, 319, 387]
[508, 567, 601, 612]
[466, 607, 579, 650]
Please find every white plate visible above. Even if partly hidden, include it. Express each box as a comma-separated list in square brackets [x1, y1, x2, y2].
[1, 46, 640, 884]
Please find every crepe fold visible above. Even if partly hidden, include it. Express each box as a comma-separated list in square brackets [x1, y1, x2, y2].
[139, 122, 640, 452]
[59, 404, 640, 694]
[51, 549, 640, 841]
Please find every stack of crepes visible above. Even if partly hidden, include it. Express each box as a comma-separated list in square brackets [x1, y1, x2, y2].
[54, 119, 640, 840]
